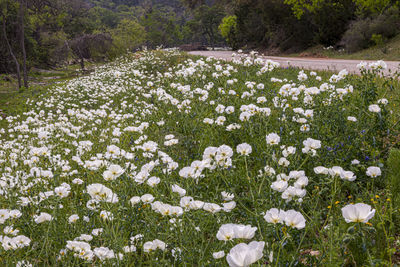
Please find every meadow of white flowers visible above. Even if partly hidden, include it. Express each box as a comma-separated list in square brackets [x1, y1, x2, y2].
[0, 49, 397, 266]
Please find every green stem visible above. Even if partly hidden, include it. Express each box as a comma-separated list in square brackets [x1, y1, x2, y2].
[244, 156, 255, 202]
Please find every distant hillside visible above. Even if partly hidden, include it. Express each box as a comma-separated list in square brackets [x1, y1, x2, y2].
[86, 0, 185, 11]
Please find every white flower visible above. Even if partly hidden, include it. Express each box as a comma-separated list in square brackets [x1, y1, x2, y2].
[4, 226, 19, 236]
[203, 118, 214, 124]
[303, 138, 321, 151]
[100, 210, 113, 221]
[283, 210, 306, 229]
[94, 247, 115, 261]
[75, 234, 93, 242]
[226, 241, 265, 267]
[72, 178, 84, 184]
[216, 224, 235, 241]
[264, 208, 285, 224]
[213, 250, 225, 259]
[366, 166, 381, 178]
[11, 235, 31, 248]
[34, 212, 52, 224]
[68, 214, 79, 223]
[278, 157, 290, 167]
[357, 61, 367, 69]
[143, 239, 166, 252]
[103, 164, 124, 181]
[347, 116, 357, 122]
[189, 200, 204, 210]
[123, 245, 137, 253]
[338, 69, 348, 79]
[86, 184, 118, 203]
[215, 104, 225, 113]
[54, 184, 70, 198]
[266, 133, 280, 145]
[294, 176, 308, 188]
[0, 209, 10, 224]
[109, 164, 124, 176]
[282, 186, 297, 202]
[314, 166, 329, 175]
[368, 104, 381, 113]
[171, 184, 186, 196]
[130, 196, 141, 205]
[223, 201, 236, 212]
[147, 176, 160, 187]
[216, 224, 257, 241]
[16, 260, 32, 267]
[221, 191, 235, 201]
[180, 196, 194, 209]
[203, 203, 221, 213]
[100, 210, 114, 221]
[92, 228, 103, 236]
[340, 170, 356, 181]
[341, 203, 375, 223]
[217, 145, 233, 159]
[271, 180, 288, 192]
[329, 166, 343, 177]
[141, 141, 158, 152]
[378, 98, 388, 105]
[233, 224, 257, 239]
[141, 194, 155, 203]
[236, 143, 252, 156]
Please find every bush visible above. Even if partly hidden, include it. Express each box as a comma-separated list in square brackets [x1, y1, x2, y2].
[110, 19, 146, 58]
[341, 6, 400, 52]
[39, 31, 69, 66]
[219, 15, 238, 49]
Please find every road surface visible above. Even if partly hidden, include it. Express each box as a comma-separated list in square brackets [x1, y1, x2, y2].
[188, 50, 400, 75]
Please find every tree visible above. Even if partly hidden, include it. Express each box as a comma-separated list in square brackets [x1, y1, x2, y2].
[19, 0, 28, 88]
[68, 33, 112, 70]
[354, 0, 397, 14]
[1, 1, 22, 90]
[284, 0, 399, 18]
[187, 5, 225, 46]
[110, 18, 146, 56]
[219, 15, 238, 49]
[141, 6, 183, 47]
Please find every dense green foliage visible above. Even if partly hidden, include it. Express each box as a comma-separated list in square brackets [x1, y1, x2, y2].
[0, 0, 224, 75]
[185, 0, 400, 52]
[218, 15, 237, 49]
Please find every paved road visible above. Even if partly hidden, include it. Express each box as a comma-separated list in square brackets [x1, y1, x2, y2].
[188, 50, 400, 75]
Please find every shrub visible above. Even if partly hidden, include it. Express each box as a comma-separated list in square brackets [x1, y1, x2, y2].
[110, 19, 146, 58]
[218, 15, 238, 49]
[341, 6, 400, 52]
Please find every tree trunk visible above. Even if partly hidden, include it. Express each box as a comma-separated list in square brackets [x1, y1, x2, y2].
[1, 12, 22, 90]
[80, 57, 85, 71]
[19, 0, 28, 88]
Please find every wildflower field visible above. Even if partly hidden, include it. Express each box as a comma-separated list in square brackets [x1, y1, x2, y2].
[0, 50, 399, 266]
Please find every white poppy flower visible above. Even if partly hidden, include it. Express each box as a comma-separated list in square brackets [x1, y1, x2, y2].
[226, 241, 265, 267]
[341, 203, 375, 223]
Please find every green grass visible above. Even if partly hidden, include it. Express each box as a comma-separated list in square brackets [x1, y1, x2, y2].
[0, 62, 101, 113]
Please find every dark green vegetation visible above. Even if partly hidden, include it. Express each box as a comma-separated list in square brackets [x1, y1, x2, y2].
[0, 0, 226, 91]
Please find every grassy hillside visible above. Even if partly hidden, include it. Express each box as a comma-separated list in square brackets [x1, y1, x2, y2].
[0, 50, 399, 266]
